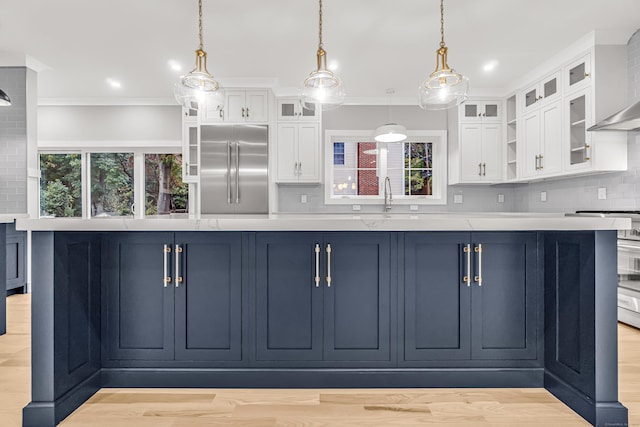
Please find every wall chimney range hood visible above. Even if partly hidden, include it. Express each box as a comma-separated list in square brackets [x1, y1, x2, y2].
[588, 99, 640, 131]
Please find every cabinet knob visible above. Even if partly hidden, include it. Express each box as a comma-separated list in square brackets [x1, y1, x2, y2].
[584, 72, 591, 77]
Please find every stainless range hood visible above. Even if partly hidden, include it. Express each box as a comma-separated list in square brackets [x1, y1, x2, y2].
[588, 99, 640, 131]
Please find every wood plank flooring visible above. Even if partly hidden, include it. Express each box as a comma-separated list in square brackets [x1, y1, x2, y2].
[1, 294, 639, 426]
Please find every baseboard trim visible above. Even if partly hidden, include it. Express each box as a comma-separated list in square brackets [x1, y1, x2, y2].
[101, 367, 545, 389]
[544, 371, 628, 427]
[22, 370, 101, 427]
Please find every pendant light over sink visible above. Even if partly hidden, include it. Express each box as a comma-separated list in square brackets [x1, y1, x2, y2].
[374, 90, 407, 143]
[302, 0, 346, 111]
[418, 0, 469, 110]
[174, 0, 224, 111]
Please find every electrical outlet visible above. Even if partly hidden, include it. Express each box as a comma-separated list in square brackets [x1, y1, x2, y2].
[352, 204, 361, 211]
[300, 194, 308, 204]
[410, 205, 419, 211]
[497, 194, 505, 203]
[540, 191, 547, 202]
[454, 194, 463, 204]
[598, 187, 607, 200]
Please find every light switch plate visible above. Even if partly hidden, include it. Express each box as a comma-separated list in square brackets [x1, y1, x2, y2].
[498, 194, 505, 203]
[598, 187, 607, 200]
[410, 205, 419, 211]
[352, 204, 361, 211]
[540, 191, 547, 202]
[300, 194, 308, 204]
[454, 194, 463, 204]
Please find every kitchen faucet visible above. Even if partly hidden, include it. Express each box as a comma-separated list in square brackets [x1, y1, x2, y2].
[384, 177, 392, 212]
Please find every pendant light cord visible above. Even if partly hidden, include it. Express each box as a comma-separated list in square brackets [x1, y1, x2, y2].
[439, 0, 445, 48]
[318, 0, 324, 49]
[198, 0, 204, 50]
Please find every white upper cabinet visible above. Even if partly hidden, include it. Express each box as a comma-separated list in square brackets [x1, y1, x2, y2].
[521, 100, 562, 179]
[522, 71, 561, 114]
[565, 53, 592, 95]
[460, 101, 501, 123]
[277, 98, 320, 121]
[276, 123, 321, 183]
[224, 90, 269, 123]
[181, 123, 200, 183]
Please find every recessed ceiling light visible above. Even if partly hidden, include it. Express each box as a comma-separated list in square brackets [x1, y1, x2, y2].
[483, 60, 499, 72]
[106, 78, 121, 88]
[168, 60, 182, 72]
[328, 61, 339, 71]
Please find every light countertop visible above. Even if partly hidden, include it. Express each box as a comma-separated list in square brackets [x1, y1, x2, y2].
[15, 213, 631, 231]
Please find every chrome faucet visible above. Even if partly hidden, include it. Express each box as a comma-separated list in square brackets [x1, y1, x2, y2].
[384, 177, 392, 212]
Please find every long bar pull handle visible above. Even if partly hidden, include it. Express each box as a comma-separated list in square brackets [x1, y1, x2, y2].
[246, 108, 250, 118]
[235, 142, 240, 204]
[478, 163, 482, 176]
[299, 162, 302, 176]
[219, 107, 223, 119]
[227, 141, 232, 203]
[463, 244, 471, 287]
[584, 144, 591, 161]
[474, 244, 483, 286]
[539, 155, 544, 170]
[482, 163, 486, 176]
[326, 244, 332, 287]
[314, 244, 320, 287]
[241, 107, 245, 118]
[175, 244, 184, 287]
[163, 244, 171, 287]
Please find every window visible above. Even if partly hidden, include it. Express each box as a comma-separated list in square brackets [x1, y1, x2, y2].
[333, 142, 345, 165]
[325, 131, 447, 205]
[90, 153, 134, 217]
[145, 154, 189, 215]
[39, 153, 82, 217]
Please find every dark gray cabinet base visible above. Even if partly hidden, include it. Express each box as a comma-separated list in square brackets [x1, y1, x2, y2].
[22, 230, 627, 427]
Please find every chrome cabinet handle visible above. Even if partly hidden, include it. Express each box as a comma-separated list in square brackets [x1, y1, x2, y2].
[241, 107, 245, 118]
[326, 244, 332, 287]
[235, 142, 240, 204]
[227, 142, 232, 203]
[163, 244, 171, 287]
[175, 244, 183, 287]
[314, 244, 320, 287]
[474, 244, 483, 286]
[463, 244, 471, 287]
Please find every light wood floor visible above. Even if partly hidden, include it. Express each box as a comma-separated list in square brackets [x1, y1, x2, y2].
[1, 294, 639, 426]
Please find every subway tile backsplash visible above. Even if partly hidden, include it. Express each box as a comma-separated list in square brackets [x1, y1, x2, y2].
[0, 67, 27, 214]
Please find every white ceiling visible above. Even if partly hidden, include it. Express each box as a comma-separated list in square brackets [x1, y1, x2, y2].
[0, 0, 638, 104]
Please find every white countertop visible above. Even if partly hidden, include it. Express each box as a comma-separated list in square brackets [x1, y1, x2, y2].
[0, 214, 28, 224]
[15, 213, 631, 231]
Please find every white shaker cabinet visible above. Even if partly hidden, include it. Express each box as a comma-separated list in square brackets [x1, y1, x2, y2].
[181, 123, 200, 183]
[458, 123, 502, 182]
[276, 123, 321, 183]
[460, 101, 502, 123]
[521, 101, 563, 179]
[225, 90, 269, 123]
[277, 98, 320, 121]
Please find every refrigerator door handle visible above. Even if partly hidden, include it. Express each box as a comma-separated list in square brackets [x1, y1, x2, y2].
[235, 141, 240, 204]
[227, 141, 232, 204]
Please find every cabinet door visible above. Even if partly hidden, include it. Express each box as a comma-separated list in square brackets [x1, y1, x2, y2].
[403, 232, 471, 361]
[297, 123, 320, 182]
[565, 53, 592, 94]
[459, 124, 483, 182]
[255, 232, 323, 361]
[481, 123, 502, 181]
[182, 124, 199, 183]
[522, 112, 540, 178]
[540, 101, 563, 175]
[277, 98, 300, 121]
[300, 101, 319, 121]
[174, 232, 242, 362]
[202, 93, 225, 123]
[460, 102, 482, 122]
[539, 72, 560, 106]
[225, 91, 246, 122]
[470, 232, 537, 360]
[6, 231, 26, 290]
[481, 101, 502, 123]
[105, 233, 175, 361]
[245, 90, 268, 122]
[566, 90, 592, 171]
[322, 233, 391, 362]
[523, 84, 539, 113]
[276, 123, 299, 182]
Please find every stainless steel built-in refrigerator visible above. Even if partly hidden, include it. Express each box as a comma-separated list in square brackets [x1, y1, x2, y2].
[200, 124, 268, 214]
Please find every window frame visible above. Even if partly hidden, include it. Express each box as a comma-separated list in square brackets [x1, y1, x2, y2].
[324, 130, 448, 205]
[38, 146, 183, 219]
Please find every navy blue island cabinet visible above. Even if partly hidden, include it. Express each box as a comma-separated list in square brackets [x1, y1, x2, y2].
[103, 232, 244, 365]
[23, 230, 627, 427]
[255, 232, 392, 365]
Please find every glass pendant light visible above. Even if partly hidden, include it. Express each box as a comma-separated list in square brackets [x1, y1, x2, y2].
[174, 0, 224, 110]
[418, 0, 469, 110]
[374, 124, 407, 143]
[0, 89, 10, 106]
[302, 0, 346, 111]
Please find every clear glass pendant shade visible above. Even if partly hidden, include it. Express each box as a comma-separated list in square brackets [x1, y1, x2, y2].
[419, 46, 468, 110]
[0, 89, 10, 106]
[302, 48, 346, 111]
[173, 81, 225, 111]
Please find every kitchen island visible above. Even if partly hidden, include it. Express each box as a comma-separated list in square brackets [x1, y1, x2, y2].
[17, 214, 630, 427]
